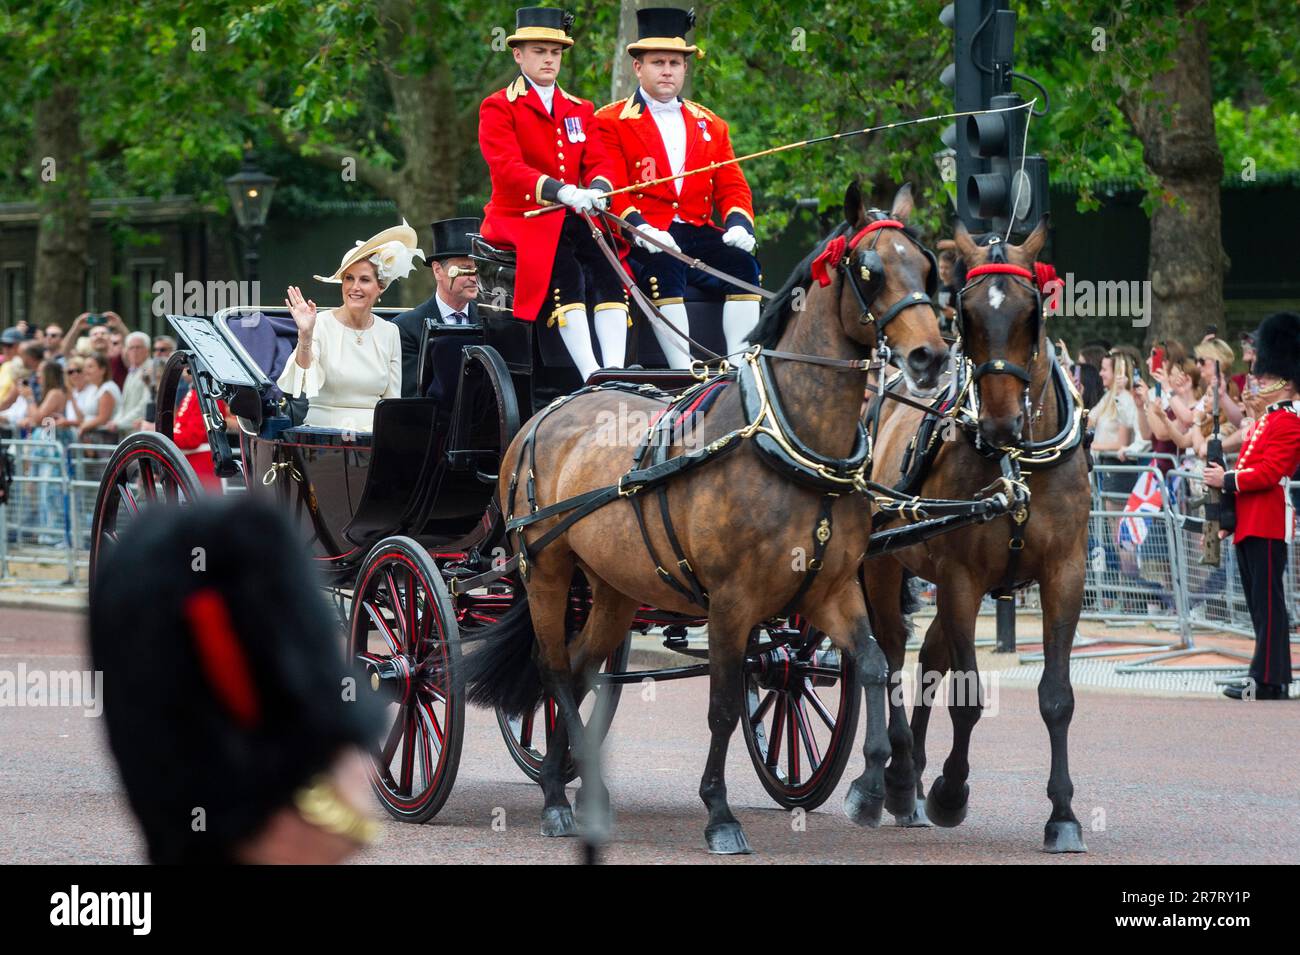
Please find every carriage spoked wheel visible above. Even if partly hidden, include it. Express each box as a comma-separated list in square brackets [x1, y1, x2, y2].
[89, 432, 205, 582]
[494, 636, 631, 784]
[349, 536, 464, 823]
[742, 617, 861, 811]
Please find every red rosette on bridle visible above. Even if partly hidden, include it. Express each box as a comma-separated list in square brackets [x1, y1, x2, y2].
[1034, 261, 1063, 315]
[810, 235, 847, 287]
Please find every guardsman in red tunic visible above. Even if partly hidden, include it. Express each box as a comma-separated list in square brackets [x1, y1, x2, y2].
[593, 7, 761, 368]
[479, 6, 630, 381]
[1204, 311, 1300, 700]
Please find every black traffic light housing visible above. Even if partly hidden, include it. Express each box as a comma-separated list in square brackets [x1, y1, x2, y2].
[939, 0, 1049, 238]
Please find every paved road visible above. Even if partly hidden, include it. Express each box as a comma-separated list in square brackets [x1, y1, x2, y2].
[2, 608, 1297, 864]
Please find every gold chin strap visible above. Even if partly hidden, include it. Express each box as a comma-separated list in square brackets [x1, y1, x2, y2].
[294, 775, 380, 845]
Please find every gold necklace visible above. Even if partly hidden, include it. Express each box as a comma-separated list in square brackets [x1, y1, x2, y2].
[347, 315, 372, 345]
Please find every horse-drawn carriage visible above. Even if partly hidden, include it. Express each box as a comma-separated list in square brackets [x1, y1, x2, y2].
[89, 193, 1050, 852]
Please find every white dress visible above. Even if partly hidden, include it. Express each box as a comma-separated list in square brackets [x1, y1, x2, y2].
[277, 309, 402, 431]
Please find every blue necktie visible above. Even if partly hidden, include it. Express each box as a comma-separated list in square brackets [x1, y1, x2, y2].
[449, 311, 467, 325]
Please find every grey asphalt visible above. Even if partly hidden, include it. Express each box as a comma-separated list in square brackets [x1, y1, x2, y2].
[2, 607, 1297, 864]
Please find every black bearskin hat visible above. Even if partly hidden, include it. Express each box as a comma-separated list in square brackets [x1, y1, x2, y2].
[89, 497, 380, 864]
[1252, 311, 1300, 385]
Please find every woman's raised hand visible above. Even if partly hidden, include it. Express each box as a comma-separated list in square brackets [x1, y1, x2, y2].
[285, 285, 317, 337]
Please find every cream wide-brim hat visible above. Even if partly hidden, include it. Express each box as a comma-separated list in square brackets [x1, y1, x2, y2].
[313, 221, 425, 285]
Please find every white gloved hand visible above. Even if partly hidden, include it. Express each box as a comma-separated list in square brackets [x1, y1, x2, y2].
[721, 224, 756, 253]
[556, 184, 603, 214]
[632, 224, 680, 254]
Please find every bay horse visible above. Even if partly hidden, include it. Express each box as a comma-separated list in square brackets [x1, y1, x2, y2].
[465, 183, 949, 854]
[863, 218, 1092, 852]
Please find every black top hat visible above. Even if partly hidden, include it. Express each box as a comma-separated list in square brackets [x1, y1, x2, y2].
[507, 7, 575, 47]
[425, 217, 482, 266]
[627, 7, 698, 56]
[1252, 311, 1300, 385]
[89, 498, 381, 864]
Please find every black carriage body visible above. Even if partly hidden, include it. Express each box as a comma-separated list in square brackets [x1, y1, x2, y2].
[158, 307, 521, 583]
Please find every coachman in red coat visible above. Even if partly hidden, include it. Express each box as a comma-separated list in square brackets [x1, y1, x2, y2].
[1205, 311, 1300, 700]
[478, 7, 631, 381]
[593, 8, 761, 368]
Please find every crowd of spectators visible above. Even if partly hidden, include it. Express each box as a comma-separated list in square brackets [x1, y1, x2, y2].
[1057, 325, 1275, 476]
[0, 313, 178, 444]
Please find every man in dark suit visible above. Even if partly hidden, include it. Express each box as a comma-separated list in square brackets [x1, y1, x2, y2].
[396, 217, 481, 398]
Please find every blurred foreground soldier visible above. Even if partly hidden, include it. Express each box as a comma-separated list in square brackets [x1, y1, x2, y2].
[90, 498, 382, 862]
[1203, 311, 1300, 701]
[594, 7, 761, 367]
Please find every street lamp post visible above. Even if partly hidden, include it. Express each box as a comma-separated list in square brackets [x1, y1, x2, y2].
[224, 150, 277, 289]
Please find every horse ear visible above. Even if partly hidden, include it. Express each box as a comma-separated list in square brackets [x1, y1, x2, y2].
[1017, 214, 1050, 262]
[843, 178, 864, 227]
[889, 182, 914, 222]
[953, 219, 980, 261]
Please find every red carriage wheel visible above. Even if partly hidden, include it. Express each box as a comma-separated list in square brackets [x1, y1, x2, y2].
[89, 432, 206, 583]
[742, 618, 860, 811]
[349, 536, 464, 823]
[450, 571, 630, 784]
[493, 635, 630, 784]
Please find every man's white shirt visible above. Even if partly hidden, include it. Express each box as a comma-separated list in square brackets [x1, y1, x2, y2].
[525, 75, 555, 113]
[644, 88, 686, 205]
[436, 292, 473, 325]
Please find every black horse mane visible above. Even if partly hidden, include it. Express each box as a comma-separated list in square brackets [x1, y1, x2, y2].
[751, 214, 927, 349]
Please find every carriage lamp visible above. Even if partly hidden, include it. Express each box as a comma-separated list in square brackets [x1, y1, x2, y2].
[225, 150, 278, 286]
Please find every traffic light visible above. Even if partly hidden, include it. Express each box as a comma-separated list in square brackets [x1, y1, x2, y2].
[939, 0, 1049, 237]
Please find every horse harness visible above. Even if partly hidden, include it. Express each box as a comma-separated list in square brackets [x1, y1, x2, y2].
[452, 225, 1009, 615]
[868, 245, 1088, 598]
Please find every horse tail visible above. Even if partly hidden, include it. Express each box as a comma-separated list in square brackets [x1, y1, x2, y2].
[461, 594, 545, 717]
[900, 570, 923, 617]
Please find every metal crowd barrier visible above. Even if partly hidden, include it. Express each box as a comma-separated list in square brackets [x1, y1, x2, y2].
[0, 437, 76, 585]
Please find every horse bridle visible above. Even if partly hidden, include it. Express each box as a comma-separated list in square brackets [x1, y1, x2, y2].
[954, 239, 1043, 385]
[836, 211, 941, 362]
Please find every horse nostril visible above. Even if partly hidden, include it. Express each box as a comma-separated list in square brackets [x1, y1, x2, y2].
[907, 346, 933, 372]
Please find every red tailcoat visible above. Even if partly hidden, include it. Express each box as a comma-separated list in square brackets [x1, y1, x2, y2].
[593, 90, 755, 232]
[479, 75, 619, 322]
[1225, 401, 1300, 542]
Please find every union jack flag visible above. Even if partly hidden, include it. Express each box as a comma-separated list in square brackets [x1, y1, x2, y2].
[1116, 470, 1163, 551]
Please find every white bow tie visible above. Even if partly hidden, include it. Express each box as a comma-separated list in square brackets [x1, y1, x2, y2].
[646, 96, 681, 115]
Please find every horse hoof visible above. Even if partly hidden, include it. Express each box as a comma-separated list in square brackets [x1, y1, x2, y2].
[705, 822, 754, 855]
[893, 804, 933, 828]
[540, 806, 578, 838]
[843, 784, 885, 828]
[924, 776, 969, 828]
[1043, 820, 1088, 853]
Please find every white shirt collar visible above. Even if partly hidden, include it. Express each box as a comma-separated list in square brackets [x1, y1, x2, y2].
[525, 75, 555, 111]
[435, 292, 470, 322]
[643, 90, 681, 114]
